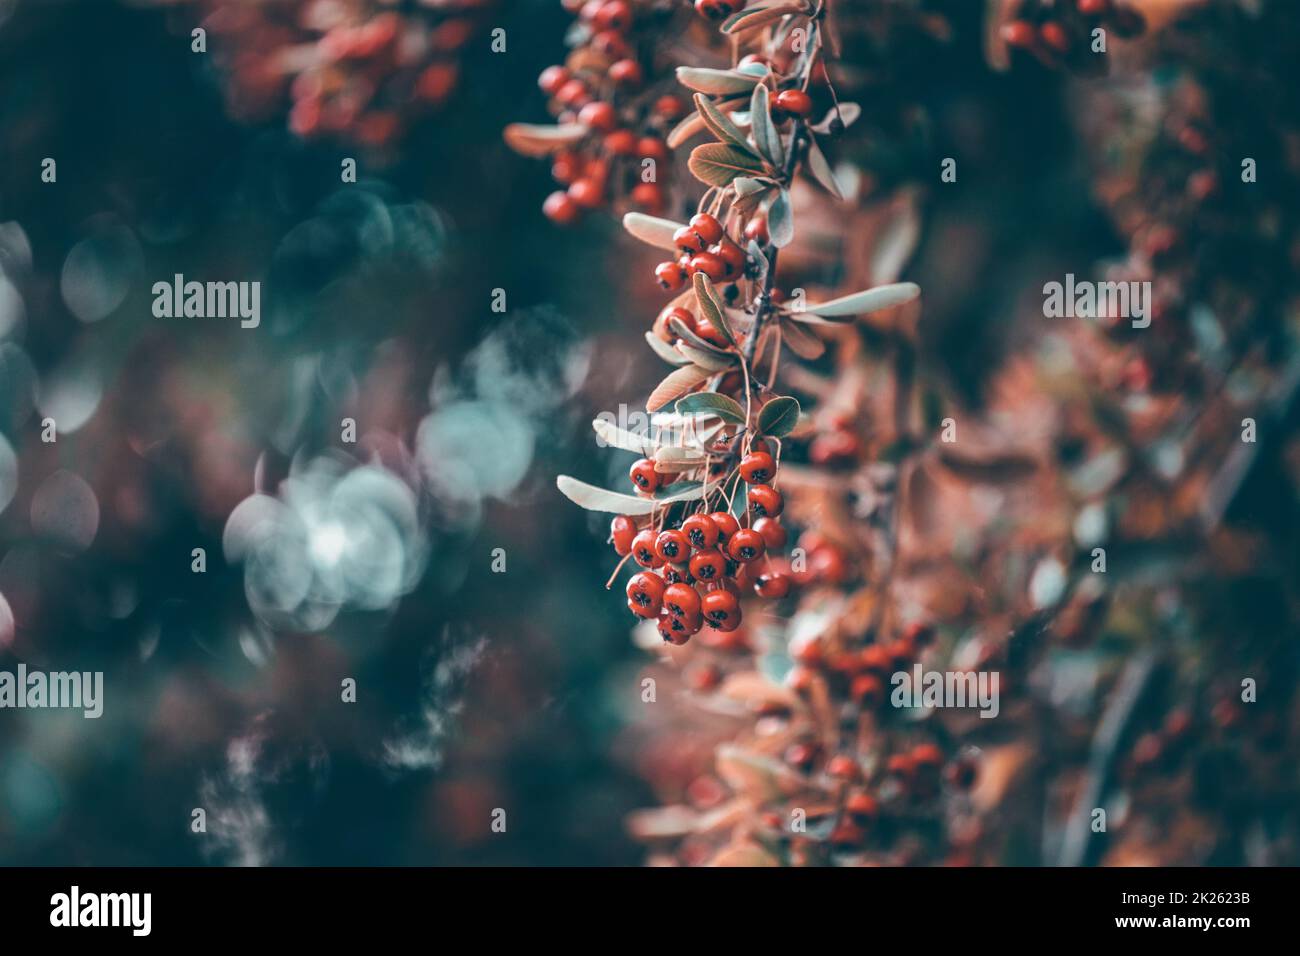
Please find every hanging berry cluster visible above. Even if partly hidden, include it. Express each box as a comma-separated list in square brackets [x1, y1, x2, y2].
[991, 0, 1146, 74]
[180, 0, 497, 149]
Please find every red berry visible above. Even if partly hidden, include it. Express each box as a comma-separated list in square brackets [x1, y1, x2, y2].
[912, 743, 944, 769]
[578, 101, 617, 131]
[693, 314, 730, 347]
[657, 609, 694, 645]
[689, 547, 727, 583]
[1077, 0, 1110, 15]
[774, 88, 813, 117]
[1039, 21, 1071, 55]
[654, 95, 685, 119]
[845, 790, 879, 820]
[851, 674, 885, 707]
[693, 0, 740, 22]
[827, 755, 859, 780]
[688, 251, 726, 281]
[688, 213, 724, 245]
[1001, 19, 1036, 48]
[727, 528, 766, 562]
[739, 451, 775, 484]
[754, 572, 790, 598]
[567, 177, 604, 209]
[716, 241, 747, 277]
[611, 515, 637, 555]
[638, 136, 670, 163]
[626, 571, 665, 617]
[682, 513, 720, 549]
[701, 588, 740, 628]
[654, 261, 687, 291]
[593, 0, 632, 31]
[630, 182, 664, 213]
[590, 29, 630, 59]
[604, 129, 637, 156]
[673, 226, 706, 254]
[551, 151, 581, 184]
[662, 563, 690, 585]
[538, 65, 571, 95]
[654, 529, 690, 563]
[542, 191, 579, 225]
[631, 529, 662, 568]
[743, 216, 769, 244]
[752, 516, 787, 550]
[556, 79, 591, 108]
[709, 511, 740, 541]
[609, 59, 644, 87]
[630, 457, 660, 493]
[663, 582, 702, 619]
[747, 484, 783, 517]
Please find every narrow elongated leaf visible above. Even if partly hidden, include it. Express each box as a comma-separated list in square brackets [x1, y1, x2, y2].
[779, 318, 826, 359]
[647, 364, 712, 412]
[803, 281, 920, 317]
[688, 143, 766, 187]
[757, 395, 801, 437]
[810, 102, 860, 134]
[676, 392, 746, 424]
[722, 3, 804, 35]
[591, 418, 658, 455]
[623, 212, 688, 251]
[556, 475, 705, 514]
[654, 446, 707, 472]
[676, 342, 736, 371]
[734, 176, 773, 197]
[645, 330, 692, 365]
[785, 310, 852, 326]
[805, 136, 844, 199]
[767, 189, 794, 248]
[692, 273, 735, 345]
[676, 67, 761, 95]
[502, 122, 588, 157]
[693, 94, 757, 156]
[749, 84, 785, 168]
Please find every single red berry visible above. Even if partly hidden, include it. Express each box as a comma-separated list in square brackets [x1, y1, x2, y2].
[567, 177, 604, 209]
[654, 528, 690, 562]
[625, 571, 665, 617]
[747, 484, 783, 517]
[886, 753, 916, 780]
[688, 252, 726, 281]
[709, 511, 740, 541]
[1076, 0, 1110, 15]
[785, 742, 818, 770]
[739, 451, 776, 484]
[912, 742, 944, 769]
[593, 0, 632, 31]
[688, 213, 724, 245]
[542, 191, 579, 225]
[654, 261, 687, 291]
[851, 674, 885, 707]
[845, 790, 879, 821]
[774, 89, 813, 117]
[1039, 21, 1072, 55]
[715, 241, 747, 277]
[538, 65, 571, 96]
[673, 226, 706, 254]
[629, 458, 660, 493]
[701, 588, 739, 628]
[752, 516, 787, 550]
[603, 128, 637, 156]
[682, 513, 719, 549]
[1001, 19, 1036, 48]
[693, 314, 730, 347]
[654, 95, 685, 119]
[689, 547, 727, 583]
[610, 515, 637, 555]
[590, 29, 630, 59]
[657, 609, 694, 645]
[754, 572, 790, 598]
[556, 78, 591, 108]
[663, 581, 702, 619]
[827, 755, 859, 780]
[578, 100, 617, 131]
[693, 0, 740, 22]
[743, 216, 769, 244]
[631, 529, 662, 568]
[662, 563, 690, 585]
[630, 182, 664, 212]
[638, 136, 670, 163]
[551, 151, 581, 184]
[609, 59, 644, 87]
[727, 528, 766, 562]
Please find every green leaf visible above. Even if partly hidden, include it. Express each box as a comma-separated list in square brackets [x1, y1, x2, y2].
[693, 94, 758, 157]
[734, 176, 773, 197]
[688, 143, 766, 187]
[502, 122, 588, 157]
[645, 330, 692, 365]
[802, 282, 920, 317]
[647, 364, 713, 413]
[591, 418, 659, 455]
[676, 67, 762, 96]
[676, 392, 747, 424]
[692, 272, 735, 345]
[757, 395, 801, 437]
[623, 212, 688, 252]
[767, 189, 794, 248]
[749, 84, 784, 169]
[675, 342, 735, 371]
[721, 3, 804, 35]
[556, 475, 705, 515]
[805, 136, 844, 199]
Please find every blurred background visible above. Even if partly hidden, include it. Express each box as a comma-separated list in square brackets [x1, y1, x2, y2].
[0, 0, 1296, 865]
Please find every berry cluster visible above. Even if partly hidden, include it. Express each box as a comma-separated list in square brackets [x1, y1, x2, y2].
[189, 0, 496, 149]
[531, 0, 685, 223]
[999, 0, 1146, 73]
[614, 442, 792, 644]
